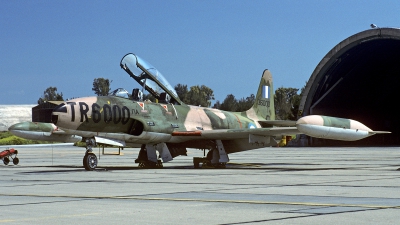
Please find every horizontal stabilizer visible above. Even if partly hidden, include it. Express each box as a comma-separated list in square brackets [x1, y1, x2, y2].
[258, 120, 297, 127]
[95, 136, 126, 147]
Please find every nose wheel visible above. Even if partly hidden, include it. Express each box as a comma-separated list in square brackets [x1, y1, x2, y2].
[83, 152, 98, 171]
[83, 138, 98, 171]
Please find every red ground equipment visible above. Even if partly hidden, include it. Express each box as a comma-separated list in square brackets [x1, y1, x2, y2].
[0, 148, 19, 165]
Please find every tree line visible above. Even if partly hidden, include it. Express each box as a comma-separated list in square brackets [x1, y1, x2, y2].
[38, 77, 304, 120]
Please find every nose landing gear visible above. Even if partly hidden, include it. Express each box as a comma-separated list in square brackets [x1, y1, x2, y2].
[83, 151, 98, 171]
[83, 138, 98, 171]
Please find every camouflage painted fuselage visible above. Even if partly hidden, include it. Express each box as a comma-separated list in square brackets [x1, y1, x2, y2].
[53, 96, 272, 150]
[52, 69, 280, 153]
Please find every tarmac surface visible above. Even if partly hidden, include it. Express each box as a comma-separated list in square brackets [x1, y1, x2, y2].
[1, 144, 400, 224]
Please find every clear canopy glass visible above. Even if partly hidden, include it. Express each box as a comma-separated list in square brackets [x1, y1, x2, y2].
[120, 53, 182, 104]
[109, 88, 130, 99]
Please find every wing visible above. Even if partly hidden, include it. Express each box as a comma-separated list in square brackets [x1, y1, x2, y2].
[258, 120, 297, 127]
[172, 127, 301, 140]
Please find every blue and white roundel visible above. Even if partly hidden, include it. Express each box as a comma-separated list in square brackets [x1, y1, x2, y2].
[248, 123, 256, 129]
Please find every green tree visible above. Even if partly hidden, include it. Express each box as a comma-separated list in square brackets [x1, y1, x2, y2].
[187, 86, 203, 106]
[236, 94, 255, 111]
[37, 87, 64, 104]
[213, 100, 221, 109]
[199, 85, 215, 107]
[175, 84, 215, 107]
[215, 93, 255, 112]
[289, 93, 302, 120]
[92, 78, 112, 96]
[220, 94, 238, 111]
[174, 84, 190, 103]
[289, 82, 308, 119]
[274, 87, 299, 120]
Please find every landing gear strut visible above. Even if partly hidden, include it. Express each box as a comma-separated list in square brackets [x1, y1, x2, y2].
[193, 141, 229, 169]
[83, 138, 98, 171]
[135, 144, 163, 168]
[193, 149, 226, 168]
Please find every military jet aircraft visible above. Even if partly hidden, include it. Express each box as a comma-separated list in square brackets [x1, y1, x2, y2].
[50, 53, 389, 170]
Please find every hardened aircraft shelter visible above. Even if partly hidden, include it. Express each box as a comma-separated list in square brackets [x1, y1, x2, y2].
[298, 27, 400, 146]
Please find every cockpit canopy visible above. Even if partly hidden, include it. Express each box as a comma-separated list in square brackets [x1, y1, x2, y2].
[108, 87, 146, 102]
[109, 88, 130, 99]
[120, 53, 183, 105]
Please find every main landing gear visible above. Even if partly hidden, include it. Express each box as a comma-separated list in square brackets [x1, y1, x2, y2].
[135, 144, 163, 169]
[193, 150, 226, 169]
[193, 140, 229, 169]
[83, 138, 98, 171]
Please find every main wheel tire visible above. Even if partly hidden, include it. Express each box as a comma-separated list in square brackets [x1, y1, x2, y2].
[83, 153, 97, 171]
[83, 154, 88, 168]
[13, 157, 19, 165]
[147, 161, 157, 168]
[218, 162, 226, 169]
[206, 150, 213, 161]
[156, 161, 163, 168]
[3, 157, 10, 165]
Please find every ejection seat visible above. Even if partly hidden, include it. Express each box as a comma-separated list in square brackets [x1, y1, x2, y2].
[131, 88, 143, 101]
[159, 92, 170, 104]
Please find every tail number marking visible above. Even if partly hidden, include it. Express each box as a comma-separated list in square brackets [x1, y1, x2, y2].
[257, 99, 270, 107]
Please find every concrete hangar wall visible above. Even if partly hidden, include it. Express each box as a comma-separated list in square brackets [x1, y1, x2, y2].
[298, 27, 400, 146]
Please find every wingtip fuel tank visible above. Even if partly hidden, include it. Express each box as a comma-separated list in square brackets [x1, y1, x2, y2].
[296, 115, 390, 141]
[8, 122, 82, 143]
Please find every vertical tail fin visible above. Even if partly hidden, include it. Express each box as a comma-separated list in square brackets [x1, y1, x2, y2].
[246, 69, 275, 121]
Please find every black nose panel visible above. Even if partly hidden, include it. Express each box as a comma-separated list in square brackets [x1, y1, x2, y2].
[51, 115, 59, 125]
[53, 103, 67, 113]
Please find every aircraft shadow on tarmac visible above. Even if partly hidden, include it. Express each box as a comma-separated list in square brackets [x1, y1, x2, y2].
[16, 162, 351, 173]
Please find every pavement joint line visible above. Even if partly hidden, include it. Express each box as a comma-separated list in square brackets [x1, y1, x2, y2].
[0, 213, 99, 223]
[2, 193, 400, 209]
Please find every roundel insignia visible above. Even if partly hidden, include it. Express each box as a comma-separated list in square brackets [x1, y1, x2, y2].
[248, 123, 256, 129]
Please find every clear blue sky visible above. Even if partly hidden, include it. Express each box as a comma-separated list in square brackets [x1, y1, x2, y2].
[1, 0, 399, 105]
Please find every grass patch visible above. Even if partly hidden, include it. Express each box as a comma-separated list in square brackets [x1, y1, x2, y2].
[0, 132, 13, 139]
[0, 131, 62, 145]
[0, 132, 115, 147]
[74, 141, 86, 147]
